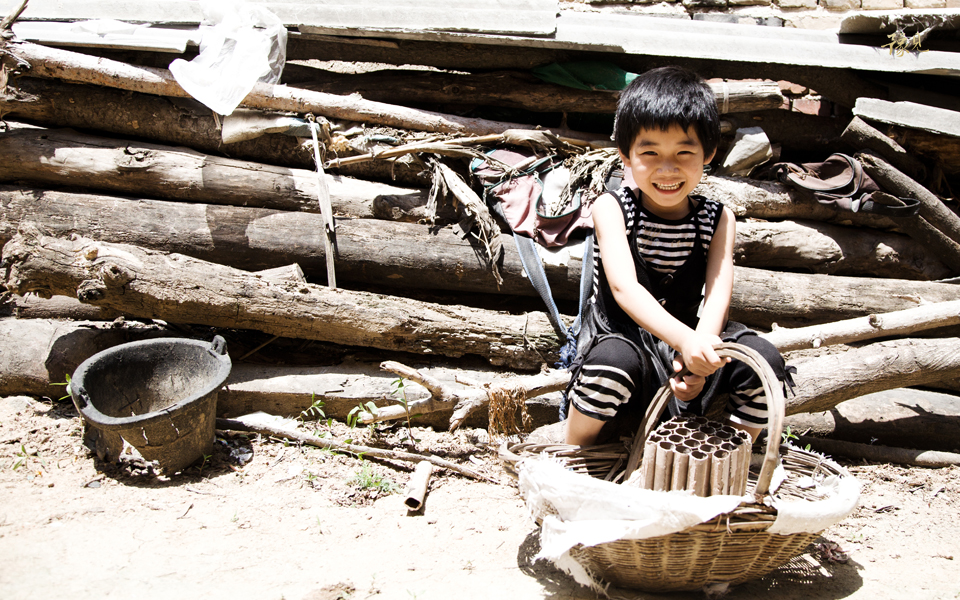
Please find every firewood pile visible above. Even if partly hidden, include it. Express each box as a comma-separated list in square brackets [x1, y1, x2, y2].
[1, 1, 960, 456]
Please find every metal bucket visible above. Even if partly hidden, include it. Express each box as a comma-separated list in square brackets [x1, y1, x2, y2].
[70, 336, 231, 474]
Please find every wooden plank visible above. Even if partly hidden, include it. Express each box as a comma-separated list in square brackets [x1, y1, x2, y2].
[11, 21, 198, 53]
[295, 11, 960, 77]
[0, 0, 559, 35]
[853, 97, 960, 138]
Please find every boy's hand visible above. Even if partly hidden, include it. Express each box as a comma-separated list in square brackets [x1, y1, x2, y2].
[669, 360, 706, 402]
[677, 332, 725, 377]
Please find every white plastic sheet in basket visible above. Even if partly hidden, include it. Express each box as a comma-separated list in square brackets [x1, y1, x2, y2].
[518, 455, 744, 585]
[768, 472, 861, 535]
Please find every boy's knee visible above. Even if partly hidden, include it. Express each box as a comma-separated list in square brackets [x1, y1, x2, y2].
[584, 336, 644, 380]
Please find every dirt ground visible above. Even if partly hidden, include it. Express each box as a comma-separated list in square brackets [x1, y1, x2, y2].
[1, 394, 958, 600]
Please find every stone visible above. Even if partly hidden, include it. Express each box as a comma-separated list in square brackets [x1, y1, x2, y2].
[820, 0, 862, 9]
[860, 0, 904, 8]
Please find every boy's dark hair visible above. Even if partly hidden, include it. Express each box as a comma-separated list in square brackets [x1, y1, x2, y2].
[614, 66, 720, 159]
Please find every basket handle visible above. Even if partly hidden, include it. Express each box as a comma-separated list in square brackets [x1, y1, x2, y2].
[622, 342, 785, 500]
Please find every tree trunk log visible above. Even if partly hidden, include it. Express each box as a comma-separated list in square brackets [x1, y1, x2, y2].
[0, 317, 173, 399]
[0, 125, 427, 218]
[730, 267, 960, 329]
[0, 76, 925, 227]
[860, 150, 960, 247]
[762, 299, 960, 351]
[784, 388, 960, 452]
[867, 191, 960, 273]
[6, 187, 960, 328]
[735, 219, 951, 280]
[796, 436, 960, 468]
[0, 186, 549, 298]
[8, 41, 552, 138]
[1, 230, 558, 370]
[284, 67, 784, 115]
[2, 77, 318, 170]
[786, 338, 960, 415]
[365, 337, 960, 429]
[841, 116, 927, 183]
[698, 175, 898, 229]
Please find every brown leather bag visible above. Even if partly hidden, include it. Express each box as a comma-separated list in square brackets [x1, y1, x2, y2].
[772, 153, 920, 217]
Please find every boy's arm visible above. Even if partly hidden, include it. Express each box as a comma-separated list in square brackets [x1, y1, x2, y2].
[593, 194, 722, 377]
[697, 205, 736, 338]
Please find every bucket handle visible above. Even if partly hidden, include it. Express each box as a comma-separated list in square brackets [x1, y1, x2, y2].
[210, 335, 228, 356]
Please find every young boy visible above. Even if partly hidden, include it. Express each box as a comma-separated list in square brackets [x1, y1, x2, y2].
[564, 66, 790, 446]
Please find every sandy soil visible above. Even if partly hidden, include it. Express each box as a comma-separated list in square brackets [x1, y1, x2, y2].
[1, 394, 958, 600]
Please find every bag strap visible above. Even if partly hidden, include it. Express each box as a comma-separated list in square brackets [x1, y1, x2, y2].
[817, 191, 921, 217]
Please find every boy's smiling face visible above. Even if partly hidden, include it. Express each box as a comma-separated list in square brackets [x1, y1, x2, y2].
[619, 123, 716, 220]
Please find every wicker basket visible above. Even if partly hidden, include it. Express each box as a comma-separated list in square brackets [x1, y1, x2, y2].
[500, 342, 858, 593]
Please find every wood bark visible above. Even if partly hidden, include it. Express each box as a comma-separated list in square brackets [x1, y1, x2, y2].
[0, 125, 428, 218]
[9, 41, 607, 142]
[1, 230, 559, 370]
[283, 66, 784, 115]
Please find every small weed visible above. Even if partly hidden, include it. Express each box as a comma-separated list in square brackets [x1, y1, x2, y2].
[391, 377, 420, 447]
[782, 426, 799, 445]
[350, 462, 395, 495]
[299, 394, 329, 436]
[346, 401, 378, 429]
[197, 453, 212, 477]
[12, 444, 28, 471]
[51, 374, 72, 402]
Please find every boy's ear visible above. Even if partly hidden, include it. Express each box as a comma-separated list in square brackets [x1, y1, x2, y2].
[704, 148, 717, 165]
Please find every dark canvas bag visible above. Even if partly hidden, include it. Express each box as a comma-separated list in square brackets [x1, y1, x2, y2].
[469, 148, 597, 361]
[470, 148, 594, 248]
[772, 153, 920, 217]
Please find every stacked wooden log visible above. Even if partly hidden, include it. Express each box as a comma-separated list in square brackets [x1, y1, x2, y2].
[2, 9, 960, 458]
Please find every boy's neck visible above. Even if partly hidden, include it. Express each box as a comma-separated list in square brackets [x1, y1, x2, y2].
[639, 192, 695, 220]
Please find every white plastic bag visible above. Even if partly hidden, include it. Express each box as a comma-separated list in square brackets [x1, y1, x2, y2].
[169, 1, 287, 116]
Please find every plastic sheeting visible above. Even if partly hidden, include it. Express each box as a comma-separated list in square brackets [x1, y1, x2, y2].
[169, 2, 287, 116]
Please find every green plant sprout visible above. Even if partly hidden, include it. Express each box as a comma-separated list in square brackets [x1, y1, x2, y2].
[12, 444, 29, 471]
[391, 377, 420, 447]
[299, 394, 329, 435]
[197, 453, 212, 477]
[51, 374, 72, 402]
[350, 462, 395, 494]
[781, 425, 798, 444]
